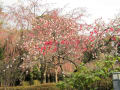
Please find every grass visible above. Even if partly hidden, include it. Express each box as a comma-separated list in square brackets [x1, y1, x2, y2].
[0, 83, 60, 90]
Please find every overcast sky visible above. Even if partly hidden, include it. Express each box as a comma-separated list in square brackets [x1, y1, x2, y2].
[2, 0, 120, 23]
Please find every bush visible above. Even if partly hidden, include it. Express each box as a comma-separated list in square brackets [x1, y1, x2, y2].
[56, 81, 66, 90]
[57, 56, 120, 90]
[32, 66, 41, 80]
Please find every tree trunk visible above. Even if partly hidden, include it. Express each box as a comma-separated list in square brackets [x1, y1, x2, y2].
[43, 71, 46, 83]
[55, 68, 58, 83]
[47, 74, 50, 83]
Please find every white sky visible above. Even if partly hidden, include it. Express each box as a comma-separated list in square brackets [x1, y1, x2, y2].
[2, 0, 120, 23]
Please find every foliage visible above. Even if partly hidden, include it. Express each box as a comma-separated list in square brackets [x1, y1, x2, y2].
[25, 65, 41, 85]
[32, 65, 41, 80]
[56, 81, 66, 90]
[0, 46, 4, 60]
[57, 56, 120, 90]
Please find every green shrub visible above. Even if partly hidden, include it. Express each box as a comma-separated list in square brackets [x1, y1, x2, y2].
[32, 65, 41, 80]
[56, 81, 66, 90]
[26, 65, 41, 85]
[0, 47, 4, 60]
[57, 56, 120, 90]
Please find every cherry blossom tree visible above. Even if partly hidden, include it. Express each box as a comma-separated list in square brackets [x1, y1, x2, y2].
[22, 7, 120, 83]
[4, 0, 120, 84]
[17, 7, 89, 82]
